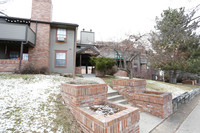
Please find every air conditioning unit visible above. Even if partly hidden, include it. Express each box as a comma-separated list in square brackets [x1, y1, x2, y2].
[57, 37, 66, 41]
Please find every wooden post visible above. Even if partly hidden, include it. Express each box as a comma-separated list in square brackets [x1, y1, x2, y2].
[73, 27, 78, 79]
[80, 54, 82, 66]
[19, 42, 24, 71]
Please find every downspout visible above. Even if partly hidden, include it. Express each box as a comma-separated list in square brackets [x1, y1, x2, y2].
[19, 42, 24, 71]
[73, 27, 78, 79]
[35, 22, 38, 43]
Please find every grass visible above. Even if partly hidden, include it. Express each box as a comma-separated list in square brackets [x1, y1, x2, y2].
[51, 94, 82, 133]
[0, 74, 35, 80]
[102, 76, 199, 92]
[102, 76, 117, 88]
[0, 74, 83, 132]
[146, 80, 199, 92]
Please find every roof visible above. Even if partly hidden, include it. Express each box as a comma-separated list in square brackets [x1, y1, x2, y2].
[76, 45, 100, 55]
[0, 16, 79, 27]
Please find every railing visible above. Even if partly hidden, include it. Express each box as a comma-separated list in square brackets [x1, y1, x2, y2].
[0, 23, 36, 46]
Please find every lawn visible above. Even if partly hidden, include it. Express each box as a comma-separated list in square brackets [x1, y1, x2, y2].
[101, 76, 117, 88]
[0, 74, 82, 133]
[102, 76, 199, 98]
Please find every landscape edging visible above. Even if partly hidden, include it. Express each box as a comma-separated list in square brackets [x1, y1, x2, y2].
[172, 87, 200, 112]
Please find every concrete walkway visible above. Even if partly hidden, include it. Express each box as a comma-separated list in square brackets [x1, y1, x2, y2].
[82, 74, 117, 93]
[176, 100, 200, 133]
[151, 93, 200, 133]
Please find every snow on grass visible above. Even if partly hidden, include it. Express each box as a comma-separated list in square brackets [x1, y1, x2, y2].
[0, 74, 82, 133]
[146, 80, 196, 98]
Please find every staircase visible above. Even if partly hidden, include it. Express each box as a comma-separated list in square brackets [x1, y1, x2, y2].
[107, 89, 132, 106]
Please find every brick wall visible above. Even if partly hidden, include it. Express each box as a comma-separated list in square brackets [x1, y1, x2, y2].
[182, 80, 196, 85]
[0, 60, 28, 72]
[113, 79, 173, 119]
[75, 66, 82, 74]
[61, 83, 108, 108]
[61, 83, 140, 133]
[75, 102, 140, 133]
[113, 79, 146, 100]
[29, 0, 52, 69]
[132, 91, 172, 118]
[114, 70, 128, 77]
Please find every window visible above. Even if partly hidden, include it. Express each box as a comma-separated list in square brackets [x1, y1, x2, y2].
[10, 51, 19, 59]
[23, 53, 28, 60]
[57, 28, 67, 42]
[55, 50, 67, 68]
[134, 64, 138, 71]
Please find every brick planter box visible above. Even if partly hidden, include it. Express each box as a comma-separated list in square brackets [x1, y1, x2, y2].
[61, 82, 140, 133]
[113, 79, 146, 100]
[113, 79, 173, 119]
[132, 91, 172, 118]
[76, 102, 140, 133]
[182, 80, 196, 85]
[61, 83, 108, 109]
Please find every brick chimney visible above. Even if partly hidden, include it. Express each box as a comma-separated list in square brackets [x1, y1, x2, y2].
[31, 0, 52, 22]
[28, 0, 52, 69]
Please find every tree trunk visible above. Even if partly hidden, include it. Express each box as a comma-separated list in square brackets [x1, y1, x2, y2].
[123, 58, 127, 69]
[119, 57, 122, 68]
[129, 68, 133, 79]
[170, 70, 179, 84]
[129, 62, 134, 79]
[169, 70, 173, 83]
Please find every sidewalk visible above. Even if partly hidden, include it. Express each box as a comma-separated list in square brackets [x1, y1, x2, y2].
[151, 93, 200, 133]
[176, 100, 200, 133]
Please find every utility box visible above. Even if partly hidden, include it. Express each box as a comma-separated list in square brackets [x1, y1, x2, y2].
[80, 30, 95, 44]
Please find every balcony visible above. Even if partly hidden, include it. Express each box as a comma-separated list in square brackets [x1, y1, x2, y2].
[0, 23, 35, 47]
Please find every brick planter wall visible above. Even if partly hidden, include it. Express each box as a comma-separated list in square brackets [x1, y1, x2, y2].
[113, 79, 146, 100]
[75, 67, 82, 74]
[61, 83, 140, 133]
[132, 91, 172, 118]
[113, 79, 173, 119]
[182, 80, 197, 85]
[61, 83, 108, 109]
[76, 102, 140, 133]
[0, 60, 28, 72]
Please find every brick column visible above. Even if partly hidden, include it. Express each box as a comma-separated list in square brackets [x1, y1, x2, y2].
[28, 0, 52, 68]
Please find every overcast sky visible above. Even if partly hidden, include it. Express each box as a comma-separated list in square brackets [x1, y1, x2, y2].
[1, 0, 200, 41]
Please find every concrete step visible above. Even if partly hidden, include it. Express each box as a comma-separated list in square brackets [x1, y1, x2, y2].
[115, 99, 129, 105]
[107, 91, 119, 97]
[107, 95, 124, 101]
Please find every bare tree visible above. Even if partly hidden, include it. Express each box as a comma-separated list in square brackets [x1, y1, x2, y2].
[98, 34, 149, 79]
[0, 0, 10, 16]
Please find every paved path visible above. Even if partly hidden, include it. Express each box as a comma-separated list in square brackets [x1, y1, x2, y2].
[82, 74, 116, 92]
[176, 100, 200, 133]
[151, 94, 200, 133]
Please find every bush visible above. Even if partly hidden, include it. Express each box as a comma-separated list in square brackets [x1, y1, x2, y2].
[15, 63, 50, 74]
[90, 57, 116, 76]
[20, 63, 36, 74]
[38, 66, 49, 74]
